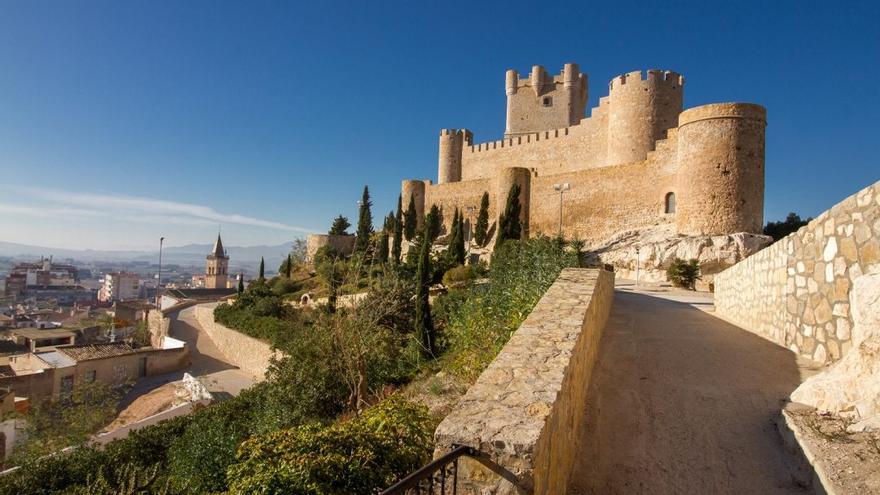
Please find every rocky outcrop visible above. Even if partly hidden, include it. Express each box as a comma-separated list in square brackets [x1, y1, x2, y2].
[585, 225, 771, 290]
[791, 271, 880, 431]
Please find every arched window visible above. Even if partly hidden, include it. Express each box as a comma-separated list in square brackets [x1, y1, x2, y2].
[665, 192, 676, 214]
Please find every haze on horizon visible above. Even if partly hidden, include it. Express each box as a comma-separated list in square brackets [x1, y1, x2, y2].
[1, 0, 877, 250]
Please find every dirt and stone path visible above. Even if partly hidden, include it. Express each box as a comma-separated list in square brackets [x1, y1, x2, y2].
[568, 283, 819, 494]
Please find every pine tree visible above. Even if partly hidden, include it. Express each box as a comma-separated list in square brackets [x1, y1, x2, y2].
[258, 257, 265, 281]
[354, 186, 373, 253]
[329, 215, 351, 235]
[404, 195, 417, 241]
[237, 274, 244, 293]
[474, 191, 490, 247]
[498, 183, 522, 242]
[391, 195, 403, 263]
[414, 224, 435, 357]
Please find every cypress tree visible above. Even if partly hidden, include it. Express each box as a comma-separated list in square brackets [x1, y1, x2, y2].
[474, 192, 490, 247]
[237, 274, 244, 293]
[377, 232, 389, 264]
[414, 224, 435, 357]
[449, 208, 466, 265]
[404, 195, 417, 241]
[427, 204, 442, 243]
[391, 195, 403, 263]
[285, 254, 292, 277]
[258, 257, 265, 280]
[498, 183, 522, 242]
[354, 186, 373, 253]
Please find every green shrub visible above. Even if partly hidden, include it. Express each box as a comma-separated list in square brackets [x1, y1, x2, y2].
[439, 237, 577, 381]
[441, 264, 478, 287]
[666, 258, 701, 290]
[226, 395, 433, 495]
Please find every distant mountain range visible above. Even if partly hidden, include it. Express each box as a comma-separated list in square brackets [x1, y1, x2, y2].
[0, 240, 294, 270]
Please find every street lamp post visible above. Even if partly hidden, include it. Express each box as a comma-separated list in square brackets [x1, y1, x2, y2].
[156, 237, 164, 308]
[552, 183, 570, 238]
[635, 246, 640, 288]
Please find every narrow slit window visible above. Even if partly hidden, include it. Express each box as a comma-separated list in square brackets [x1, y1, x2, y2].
[542, 96, 553, 107]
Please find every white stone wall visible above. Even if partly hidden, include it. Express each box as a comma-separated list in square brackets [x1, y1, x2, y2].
[433, 268, 615, 494]
[715, 180, 880, 364]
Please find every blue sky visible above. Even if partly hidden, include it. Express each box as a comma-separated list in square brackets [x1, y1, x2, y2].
[0, 0, 877, 250]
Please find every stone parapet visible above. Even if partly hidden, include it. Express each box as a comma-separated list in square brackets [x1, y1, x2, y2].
[715, 180, 880, 364]
[433, 268, 615, 494]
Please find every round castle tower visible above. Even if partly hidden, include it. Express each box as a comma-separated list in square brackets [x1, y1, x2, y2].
[401, 179, 428, 229]
[438, 129, 472, 184]
[495, 167, 531, 239]
[607, 70, 683, 166]
[675, 103, 767, 235]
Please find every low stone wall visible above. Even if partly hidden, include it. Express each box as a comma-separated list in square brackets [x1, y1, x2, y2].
[434, 268, 614, 494]
[715, 180, 879, 364]
[305, 234, 355, 262]
[192, 303, 280, 379]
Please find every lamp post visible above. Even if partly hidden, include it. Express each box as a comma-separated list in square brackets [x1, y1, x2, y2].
[553, 183, 570, 238]
[156, 237, 164, 308]
[635, 246, 640, 288]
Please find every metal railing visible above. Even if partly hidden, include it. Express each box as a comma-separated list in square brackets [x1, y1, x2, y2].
[380, 445, 482, 495]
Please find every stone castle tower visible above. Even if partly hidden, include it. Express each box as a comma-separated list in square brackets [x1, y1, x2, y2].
[405, 63, 766, 246]
[205, 234, 229, 289]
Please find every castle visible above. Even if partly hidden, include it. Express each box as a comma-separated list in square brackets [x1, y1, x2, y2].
[400, 63, 767, 245]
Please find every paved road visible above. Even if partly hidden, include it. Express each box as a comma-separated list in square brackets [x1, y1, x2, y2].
[568, 286, 817, 495]
[168, 306, 257, 397]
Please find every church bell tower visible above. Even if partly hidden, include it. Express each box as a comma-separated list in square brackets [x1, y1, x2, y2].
[205, 234, 229, 289]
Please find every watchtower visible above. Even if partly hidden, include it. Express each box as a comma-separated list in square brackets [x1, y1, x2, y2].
[205, 234, 229, 289]
[504, 63, 587, 138]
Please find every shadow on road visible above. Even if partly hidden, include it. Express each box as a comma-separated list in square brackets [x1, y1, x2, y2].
[568, 290, 812, 495]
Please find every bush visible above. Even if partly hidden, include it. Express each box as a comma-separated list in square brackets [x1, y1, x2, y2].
[439, 237, 577, 381]
[226, 395, 434, 495]
[666, 258, 701, 290]
[214, 281, 306, 346]
[441, 264, 478, 287]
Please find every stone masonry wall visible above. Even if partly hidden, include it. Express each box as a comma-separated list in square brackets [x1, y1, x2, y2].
[434, 268, 615, 494]
[715, 180, 880, 364]
[193, 303, 280, 379]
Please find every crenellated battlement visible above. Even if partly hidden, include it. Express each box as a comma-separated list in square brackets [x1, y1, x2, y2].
[439, 128, 473, 145]
[608, 69, 683, 92]
[505, 63, 587, 96]
[468, 126, 573, 154]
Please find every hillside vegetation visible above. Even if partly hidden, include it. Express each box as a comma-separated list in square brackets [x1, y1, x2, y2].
[1, 229, 577, 494]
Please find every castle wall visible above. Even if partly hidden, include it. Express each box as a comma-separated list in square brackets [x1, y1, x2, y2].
[529, 137, 678, 243]
[461, 99, 611, 181]
[424, 178, 495, 236]
[714, 180, 880, 365]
